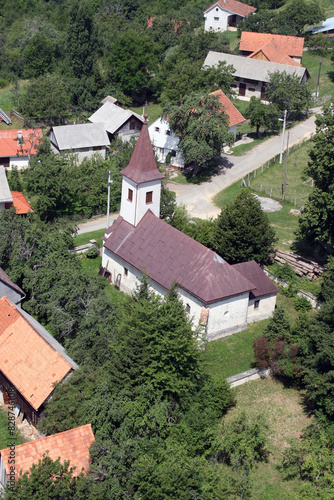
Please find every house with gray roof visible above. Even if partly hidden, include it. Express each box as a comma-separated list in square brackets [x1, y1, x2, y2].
[204, 51, 309, 100]
[89, 101, 144, 142]
[0, 267, 25, 307]
[306, 17, 334, 38]
[49, 122, 110, 161]
[102, 115, 279, 341]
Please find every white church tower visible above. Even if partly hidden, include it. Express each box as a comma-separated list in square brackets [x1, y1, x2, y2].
[119, 114, 165, 226]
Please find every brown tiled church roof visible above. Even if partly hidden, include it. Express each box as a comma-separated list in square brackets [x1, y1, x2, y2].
[120, 115, 165, 184]
[104, 211, 255, 304]
[0, 424, 95, 477]
[232, 261, 280, 298]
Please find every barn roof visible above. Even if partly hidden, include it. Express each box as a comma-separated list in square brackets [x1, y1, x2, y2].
[0, 424, 95, 477]
[204, 51, 309, 83]
[0, 129, 43, 158]
[204, 0, 256, 17]
[120, 116, 165, 184]
[0, 296, 77, 410]
[209, 89, 245, 127]
[306, 17, 334, 34]
[89, 101, 144, 135]
[104, 211, 255, 304]
[50, 123, 110, 151]
[240, 32, 304, 58]
[232, 261, 280, 298]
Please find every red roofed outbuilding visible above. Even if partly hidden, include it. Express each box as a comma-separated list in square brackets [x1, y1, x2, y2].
[0, 424, 95, 489]
[204, 0, 256, 32]
[239, 32, 304, 66]
[103, 116, 279, 340]
[0, 129, 42, 169]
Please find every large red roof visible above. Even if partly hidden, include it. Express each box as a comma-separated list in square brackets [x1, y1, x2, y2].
[0, 424, 95, 478]
[0, 296, 73, 410]
[209, 90, 245, 127]
[120, 116, 165, 185]
[104, 211, 255, 304]
[240, 32, 304, 58]
[205, 0, 256, 17]
[232, 261, 280, 298]
[0, 129, 43, 158]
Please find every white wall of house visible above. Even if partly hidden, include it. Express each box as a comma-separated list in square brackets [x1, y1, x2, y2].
[0, 456, 8, 489]
[9, 156, 30, 169]
[247, 294, 277, 323]
[50, 144, 107, 162]
[149, 118, 184, 168]
[204, 5, 229, 31]
[207, 293, 249, 340]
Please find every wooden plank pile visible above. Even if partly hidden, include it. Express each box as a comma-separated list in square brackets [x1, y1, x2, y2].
[274, 250, 324, 279]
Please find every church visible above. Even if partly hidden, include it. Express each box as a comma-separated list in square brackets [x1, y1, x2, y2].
[102, 116, 279, 341]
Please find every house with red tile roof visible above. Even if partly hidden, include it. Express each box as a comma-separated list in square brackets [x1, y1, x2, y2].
[204, 0, 256, 32]
[0, 296, 78, 425]
[148, 90, 245, 168]
[0, 424, 95, 489]
[102, 115, 279, 340]
[0, 165, 33, 215]
[239, 32, 304, 66]
[0, 129, 42, 169]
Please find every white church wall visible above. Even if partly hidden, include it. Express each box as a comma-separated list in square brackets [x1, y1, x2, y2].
[120, 177, 161, 226]
[120, 177, 137, 226]
[247, 294, 277, 323]
[207, 293, 249, 341]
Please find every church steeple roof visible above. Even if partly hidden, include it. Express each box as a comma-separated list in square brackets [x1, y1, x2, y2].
[120, 114, 165, 184]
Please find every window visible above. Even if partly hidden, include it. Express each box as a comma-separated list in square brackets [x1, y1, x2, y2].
[128, 189, 133, 202]
[244, 78, 258, 85]
[130, 120, 135, 130]
[165, 129, 171, 136]
[214, 16, 219, 20]
[254, 300, 260, 309]
[124, 267, 128, 276]
[216, 7, 219, 10]
[146, 191, 153, 204]
[93, 146, 101, 151]
[155, 127, 160, 132]
[186, 304, 191, 314]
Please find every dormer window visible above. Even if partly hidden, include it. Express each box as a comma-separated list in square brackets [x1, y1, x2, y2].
[128, 189, 133, 202]
[155, 127, 160, 132]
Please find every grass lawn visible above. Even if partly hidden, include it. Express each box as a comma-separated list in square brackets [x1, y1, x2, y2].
[73, 229, 106, 248]
[224, 30, 239, 51]
[213, 140, 314, 251]
[130, 103, 162, 124]
[0, 407, 25, 449]
[226, 377, 312, 499]
[302, 51, 334, 100]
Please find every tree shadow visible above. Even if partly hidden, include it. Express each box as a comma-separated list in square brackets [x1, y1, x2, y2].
[181, 156, 234, 184]
[327, 70, 334, 83]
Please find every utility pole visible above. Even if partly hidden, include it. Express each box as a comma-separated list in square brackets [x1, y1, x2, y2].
[282, 129, 290, 201]
[106, 171, 113, 229]
[279, 109, 287, 165]
[316, 62, 321, 99]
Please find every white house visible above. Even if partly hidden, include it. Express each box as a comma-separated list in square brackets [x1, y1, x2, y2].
[204, 51, 309, 100]
[102, 115, 279, 341]
[148, 90, 245, 167]
[204, 0, 256, 32]
[0, 166, 12, 211]
[49, 122, 110, 161]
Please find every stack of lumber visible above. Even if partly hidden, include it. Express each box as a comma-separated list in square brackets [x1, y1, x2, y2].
[274, 250, 324, 279]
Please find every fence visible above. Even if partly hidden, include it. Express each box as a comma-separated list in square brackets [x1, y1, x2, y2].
[241, 134, 314, 206]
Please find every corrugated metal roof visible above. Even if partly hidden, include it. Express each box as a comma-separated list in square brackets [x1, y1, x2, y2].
[89, 102, 144, 135]
[0, 166, 12, 204]
[240, 32, 304, 58]
[0, 424, 95, 478]
[307, 17, 334, 34]
[203, 51, 309, 82]
[120, 118, 165, 184]
[51, 122, 110, 151]
[104, 211, 255, 304]
[0, 268, 24, 297]
[232, 261, 280, 298]
[204, 0, 256, 17]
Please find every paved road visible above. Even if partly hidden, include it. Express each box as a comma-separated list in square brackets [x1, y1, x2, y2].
[167, 109, 320, 219]
[77, 108, 320, 233]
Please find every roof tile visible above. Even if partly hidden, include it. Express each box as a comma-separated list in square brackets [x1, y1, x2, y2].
[232, 261, 280, 298]
[205, 0, 256, 17]
[0, 129, 43, 158]
[240, 32, 304, 59]
[209, 89, 245, 127]
[0, 424, 95, 477]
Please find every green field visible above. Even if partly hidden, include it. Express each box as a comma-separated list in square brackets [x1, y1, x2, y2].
[130, 103, 162, 124]
[302, 51, 334, 100]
